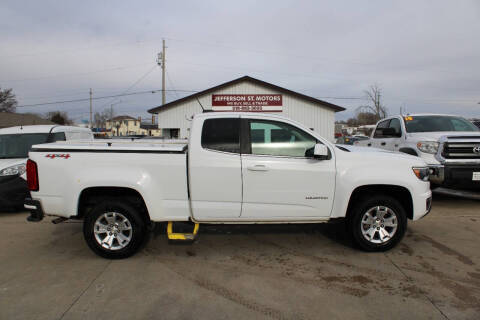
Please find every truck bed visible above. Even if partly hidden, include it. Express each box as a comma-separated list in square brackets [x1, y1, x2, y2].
[28, 139, 190, 221]
[31, 139, 188, 153]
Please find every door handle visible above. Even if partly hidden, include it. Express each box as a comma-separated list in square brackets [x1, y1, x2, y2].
[367, 143, 372, 147]
[381, 142, 386, 146]
[247, 165, 269, 171]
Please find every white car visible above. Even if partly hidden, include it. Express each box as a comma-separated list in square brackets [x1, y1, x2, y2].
[0, 125, 93, 210]
[355, 114, 480, 190]
[25, 113, 432, 258]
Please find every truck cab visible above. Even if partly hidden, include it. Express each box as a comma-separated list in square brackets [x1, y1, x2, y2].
[0, 125, 93, 210]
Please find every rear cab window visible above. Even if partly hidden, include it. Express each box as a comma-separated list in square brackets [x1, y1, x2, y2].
[201, 118, 240, 153]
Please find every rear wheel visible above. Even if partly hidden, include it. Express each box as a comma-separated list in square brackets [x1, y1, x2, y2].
[348, 195, 407, 251]
[83, 198, 147, 259]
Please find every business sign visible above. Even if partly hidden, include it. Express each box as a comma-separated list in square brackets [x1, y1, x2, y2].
[211, 94, 282, 112]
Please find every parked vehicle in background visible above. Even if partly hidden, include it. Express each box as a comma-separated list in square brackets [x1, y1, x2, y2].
[356, 114, 480, 190]
[0, 125, 93, 210]
[25, 112, 431, 259]
[336, 135, 369, 145]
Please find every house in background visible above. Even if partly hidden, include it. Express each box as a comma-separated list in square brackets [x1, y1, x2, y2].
[105, 115, 161, 137]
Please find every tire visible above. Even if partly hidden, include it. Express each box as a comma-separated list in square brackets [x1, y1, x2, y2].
[83, 198, 147, 259]
[347, 194, 407, 252]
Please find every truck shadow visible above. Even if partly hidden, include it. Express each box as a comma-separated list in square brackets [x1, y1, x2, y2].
[151, 221, 352, 248]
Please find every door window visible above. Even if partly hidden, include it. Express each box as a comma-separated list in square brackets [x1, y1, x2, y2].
[373, 120, 390, 138]
[248, 120, 316, 157]
[388, 118, 402, 137]
[201, 118, 240, 153]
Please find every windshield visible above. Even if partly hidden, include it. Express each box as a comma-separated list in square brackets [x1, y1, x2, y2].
[404, 116, 479, 133]
[0, 133, 50, 159]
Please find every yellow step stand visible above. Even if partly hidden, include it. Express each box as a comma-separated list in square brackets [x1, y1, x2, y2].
[167, 221, 200, 241]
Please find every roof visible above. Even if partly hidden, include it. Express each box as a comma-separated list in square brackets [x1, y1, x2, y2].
[0, 125, 92, 134]
[148, 75, 346, 114]
[389, 113, 470, 119]
[0, 112, 53, 128]
[110, 115, 137, 121]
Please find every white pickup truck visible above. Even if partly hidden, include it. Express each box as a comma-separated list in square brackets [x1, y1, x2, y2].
[25, 112, 432, 259]
[0, 125, 93, 211]
[355, 114, 480, 190]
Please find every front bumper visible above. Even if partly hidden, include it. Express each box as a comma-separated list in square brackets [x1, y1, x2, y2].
[25, 198, 44, 222]
[0, 175, 29, 210]
[412, 189, 433, 220]
[429, 165, 480, 190]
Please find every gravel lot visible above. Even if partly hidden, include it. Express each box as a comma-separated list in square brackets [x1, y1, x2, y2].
[0, 192, 479, 320]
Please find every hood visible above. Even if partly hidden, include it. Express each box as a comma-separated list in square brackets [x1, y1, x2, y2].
[337, 144, 424, 164]
[407, 131, 480, 141]
[0, 158, 26, 170]
[337, 145, 392, 153]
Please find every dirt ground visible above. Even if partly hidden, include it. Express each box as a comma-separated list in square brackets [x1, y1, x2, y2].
[0, 192, 479, 320]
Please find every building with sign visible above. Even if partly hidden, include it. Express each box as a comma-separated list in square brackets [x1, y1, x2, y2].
[148, 76, 345, 141]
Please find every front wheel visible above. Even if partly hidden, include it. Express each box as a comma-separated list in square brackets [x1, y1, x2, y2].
[348, 195, 407, 252]
[83, 198, 147, 259]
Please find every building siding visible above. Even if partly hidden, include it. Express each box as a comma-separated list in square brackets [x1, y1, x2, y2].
[156, 81, 336, 141]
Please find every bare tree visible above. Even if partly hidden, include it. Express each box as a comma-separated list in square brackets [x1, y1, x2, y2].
[356, 84, 387, 120]
[45, 111, 73, 125]
[0, 88, 18, 113]
[94, 108, 114, 128]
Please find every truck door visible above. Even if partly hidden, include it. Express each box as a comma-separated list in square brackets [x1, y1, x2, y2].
[386, 118, 403, 151]
[371, 119, 390, 149]
[240, 118, 335, 219]
[188, 117, 242, 220]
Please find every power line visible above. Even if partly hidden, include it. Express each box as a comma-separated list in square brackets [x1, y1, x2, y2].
[16, 89, 198, 108]
[97, 65, 158, 111]
[166, 70, 180, 99]
[316, 96, 366, 100]
[2, 39, 156, 59]
[2, 62, 153, 83]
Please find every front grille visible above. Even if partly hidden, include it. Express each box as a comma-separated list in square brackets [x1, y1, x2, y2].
[443, 142, 480, 159]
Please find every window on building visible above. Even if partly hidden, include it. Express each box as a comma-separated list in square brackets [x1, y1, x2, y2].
[201, 118, 240, 153]
[248, 120, 316, 157]
[171, 129, 180, 139]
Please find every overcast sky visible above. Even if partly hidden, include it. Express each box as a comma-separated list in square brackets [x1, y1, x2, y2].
[1, 0, 479, 123]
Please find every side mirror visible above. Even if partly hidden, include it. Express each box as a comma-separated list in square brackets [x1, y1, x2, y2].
[381, 128, 401, 137]
[313, 144, 329, 160]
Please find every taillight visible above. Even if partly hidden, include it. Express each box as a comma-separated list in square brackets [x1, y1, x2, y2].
[26, 159, 39, 191]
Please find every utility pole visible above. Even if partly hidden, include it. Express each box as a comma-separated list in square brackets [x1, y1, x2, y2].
[89, 88, 93, 128]
[162, 39, 166, 106]
[155, 40, 166, 124]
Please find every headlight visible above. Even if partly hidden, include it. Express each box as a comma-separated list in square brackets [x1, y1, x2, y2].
[0, 164, 26, 176]
[412, 167, 430, 181]
[416, 141, 439, 154]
